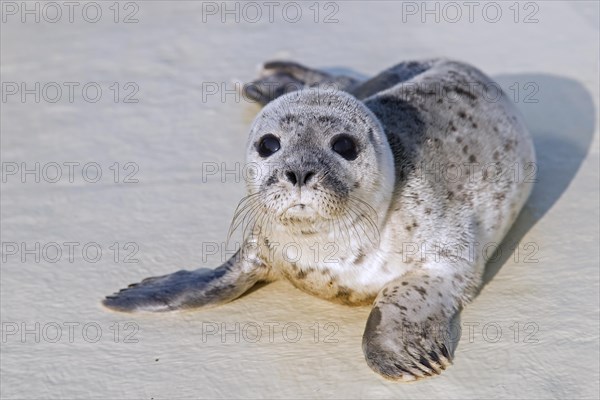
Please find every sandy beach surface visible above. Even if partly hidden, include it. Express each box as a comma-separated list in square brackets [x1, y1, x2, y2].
[1, 1, 599, 398]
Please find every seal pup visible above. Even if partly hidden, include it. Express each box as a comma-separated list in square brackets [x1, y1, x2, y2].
[103, 59, 536, 381]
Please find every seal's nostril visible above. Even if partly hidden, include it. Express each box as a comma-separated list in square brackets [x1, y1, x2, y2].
[285, 171, 298, 185]
[285, 170, 316, 186]
[303, 171, 315, 185]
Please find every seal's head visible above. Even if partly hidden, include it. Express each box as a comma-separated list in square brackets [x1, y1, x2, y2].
[239, 89, 395, 243]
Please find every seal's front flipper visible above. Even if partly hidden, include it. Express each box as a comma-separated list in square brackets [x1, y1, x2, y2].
[102, 252, 268, 313]
[244, 61, 360, 105]
[362, 267, 476, 381]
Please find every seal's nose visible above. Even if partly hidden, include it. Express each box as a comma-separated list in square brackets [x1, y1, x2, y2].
[284, 170, 315, 186]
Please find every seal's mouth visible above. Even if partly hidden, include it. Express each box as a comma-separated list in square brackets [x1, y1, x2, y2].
[279, 202, 320, 225]
[286, 203, 308, 211]
[282, 203, 313, 215]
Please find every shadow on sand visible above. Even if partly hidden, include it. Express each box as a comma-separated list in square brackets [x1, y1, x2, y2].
[446, 74, 596, 355]
[482, 74, 596, 285]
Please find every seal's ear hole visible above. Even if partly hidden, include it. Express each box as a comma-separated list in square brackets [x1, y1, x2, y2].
[331, 134, 359, 161]
[257, 134, 281, 158]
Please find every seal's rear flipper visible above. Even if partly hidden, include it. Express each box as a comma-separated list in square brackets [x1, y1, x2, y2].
[243, 61, 360, 105]
[102, 253, 268, 313]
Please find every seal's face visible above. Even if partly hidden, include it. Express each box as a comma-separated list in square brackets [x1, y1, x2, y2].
[238, 89, 395, 243]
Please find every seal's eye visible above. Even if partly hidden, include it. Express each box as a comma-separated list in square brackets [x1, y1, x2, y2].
[331, 134, 358, 161]
[258, 134, 281, 158]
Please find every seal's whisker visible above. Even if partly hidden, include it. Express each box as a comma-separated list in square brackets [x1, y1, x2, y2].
[316, 169, 331, 185]
[228, 192, 278, 243]
[254, 193, 280, 240]
[242, 199, 272, 240]
[340, 207, 369, 250]
[335, 211, 356, 250]
[309, 186, 379, 248]
[329, 216, 342, 248]
[310, 186, 354, 249]
[228, 197, 260, 240]
[347, 197, 381, 244]
[348, 195, 380, 222]
[230, 192, 263, 222]
[333, 212, 352, 250]
[252, 201, 275, 240]
[345, 201, 381, 247]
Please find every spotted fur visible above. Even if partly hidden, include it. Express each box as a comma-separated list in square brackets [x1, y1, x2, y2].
[103, 59, 535, 382]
